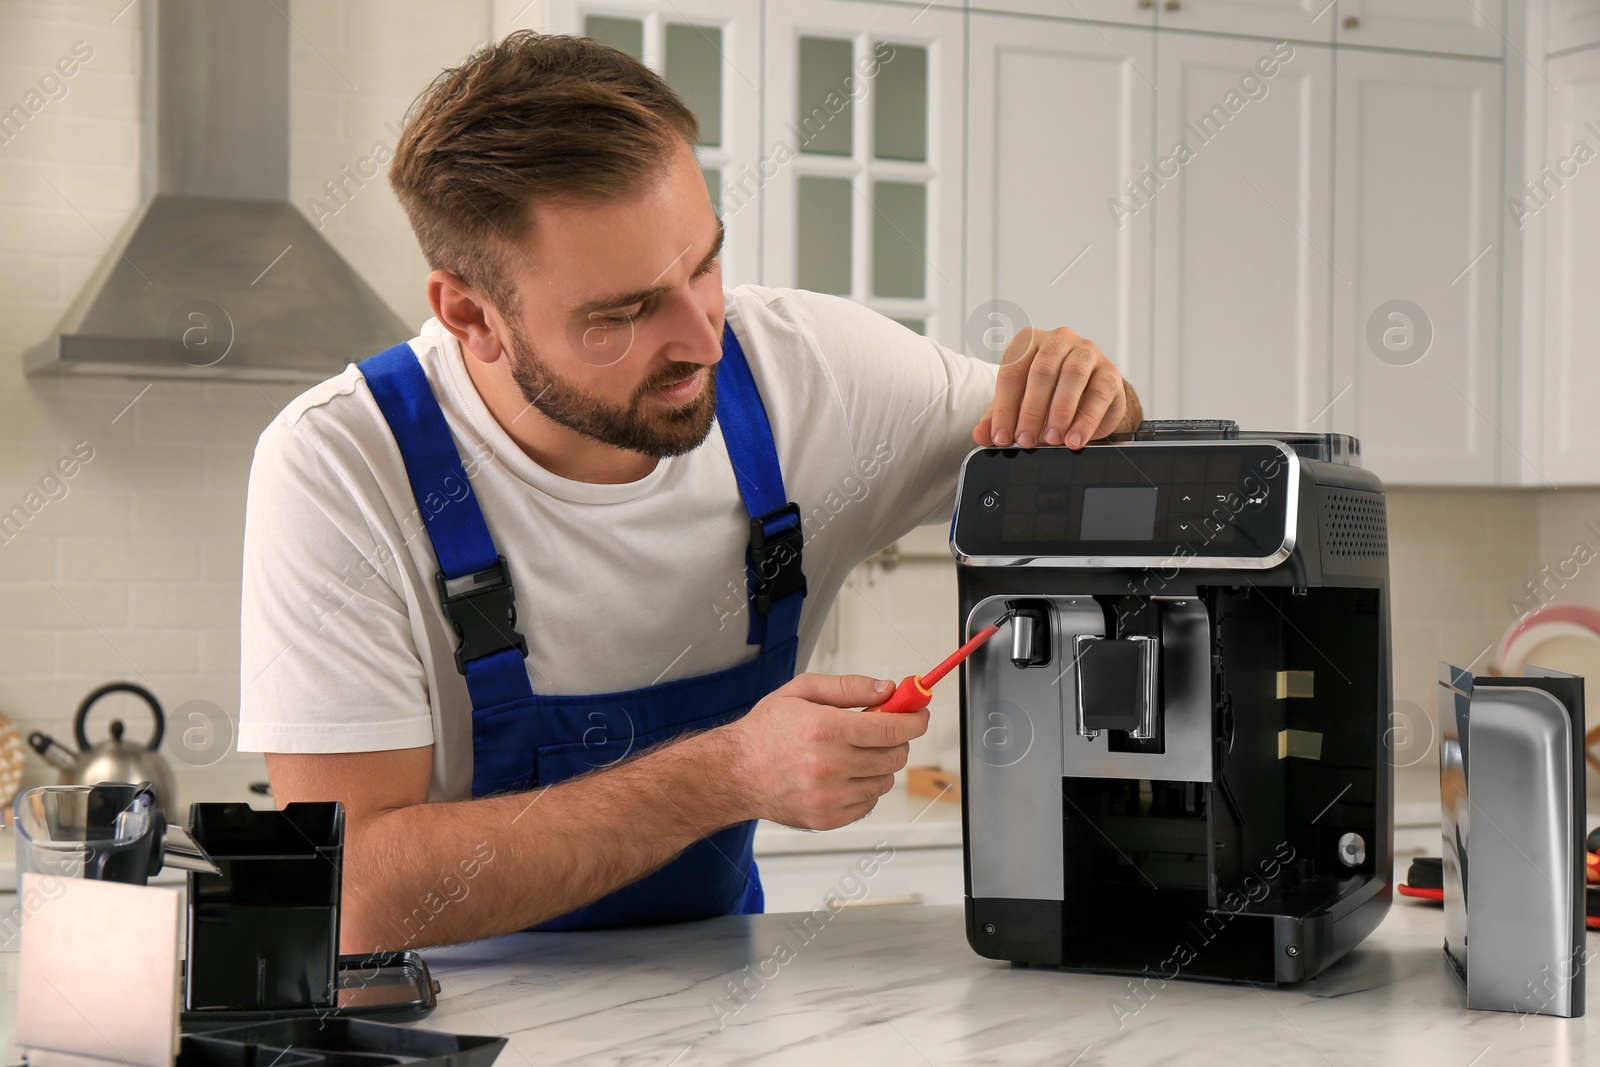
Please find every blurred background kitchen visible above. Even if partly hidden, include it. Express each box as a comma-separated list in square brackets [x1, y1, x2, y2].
[2, 0, 1599, 908]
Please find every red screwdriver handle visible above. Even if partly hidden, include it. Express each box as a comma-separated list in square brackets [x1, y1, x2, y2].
[865, 675, 933, 714]
[863, 616, 1014, 714]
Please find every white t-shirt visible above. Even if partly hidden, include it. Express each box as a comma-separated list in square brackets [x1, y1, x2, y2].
[237, 284, 1000, 800]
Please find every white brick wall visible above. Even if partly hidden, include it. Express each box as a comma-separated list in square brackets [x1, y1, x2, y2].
[289, 0, 500, 325]
[0, 0, 504, 799]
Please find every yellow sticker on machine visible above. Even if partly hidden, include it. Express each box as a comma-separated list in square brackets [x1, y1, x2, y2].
[1276, 670, 1315, 699]
[1278, 729, 1324, 760]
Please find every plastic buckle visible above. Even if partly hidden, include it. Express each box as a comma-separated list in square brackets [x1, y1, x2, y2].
[435, 556, 528, 675]
[748, 503, 808, 616]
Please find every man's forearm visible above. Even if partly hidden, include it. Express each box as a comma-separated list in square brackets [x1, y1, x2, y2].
[338, 729, 741, 952]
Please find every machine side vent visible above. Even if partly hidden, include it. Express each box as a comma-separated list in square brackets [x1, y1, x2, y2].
[1320, 489, 1388, 560]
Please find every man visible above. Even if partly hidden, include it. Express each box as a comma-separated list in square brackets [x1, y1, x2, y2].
[239, 31, 1141, 952]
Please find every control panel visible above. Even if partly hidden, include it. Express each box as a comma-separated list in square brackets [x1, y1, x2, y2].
[952, 442, 1297, 566]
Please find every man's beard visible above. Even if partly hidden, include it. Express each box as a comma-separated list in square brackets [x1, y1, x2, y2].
[504, 323, 719, 459]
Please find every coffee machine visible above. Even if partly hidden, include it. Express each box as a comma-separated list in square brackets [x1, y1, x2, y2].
[953, 421, 1391, 984]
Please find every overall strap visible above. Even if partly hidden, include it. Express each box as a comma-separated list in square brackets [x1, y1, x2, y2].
[359, 343, 533, 710]
[715, 323, 807, 649]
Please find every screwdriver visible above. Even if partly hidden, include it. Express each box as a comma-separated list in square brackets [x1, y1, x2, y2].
[865, 612, 1015, 714]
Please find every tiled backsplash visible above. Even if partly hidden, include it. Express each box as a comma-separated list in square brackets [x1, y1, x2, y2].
[3, 1, 1596, 821]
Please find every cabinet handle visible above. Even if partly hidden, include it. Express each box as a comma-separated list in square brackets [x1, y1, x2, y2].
[1138, 0, 1153, 7]
[1343, 15, 1360, 29]
[1165, 0, 1181, 8]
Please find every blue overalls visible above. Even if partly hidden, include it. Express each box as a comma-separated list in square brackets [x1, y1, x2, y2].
[358, 324, 807, 930]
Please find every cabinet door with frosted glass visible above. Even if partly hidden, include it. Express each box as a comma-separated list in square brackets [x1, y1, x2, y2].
[545, 1, 762, 285]
[762, 0, 964, 349]
[966, 14, 1155, 392]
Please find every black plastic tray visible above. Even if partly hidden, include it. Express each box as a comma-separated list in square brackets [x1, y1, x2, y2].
[177, 1019, 505, 1067]
[182, 952, 439, 1030]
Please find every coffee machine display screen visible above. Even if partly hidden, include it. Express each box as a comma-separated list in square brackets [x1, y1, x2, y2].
[953, 442, 1295, 563]
[1079, 487, 1158, 540]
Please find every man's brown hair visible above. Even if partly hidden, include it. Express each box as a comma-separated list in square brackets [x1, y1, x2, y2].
[389, 31, 699, 312]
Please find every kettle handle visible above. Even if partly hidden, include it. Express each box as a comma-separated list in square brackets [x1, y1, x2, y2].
[75, 682, 165, 752]
[28, 731, 80, 772]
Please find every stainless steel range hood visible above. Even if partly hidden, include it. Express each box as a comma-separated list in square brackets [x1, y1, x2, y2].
[26, 0, 408, 382]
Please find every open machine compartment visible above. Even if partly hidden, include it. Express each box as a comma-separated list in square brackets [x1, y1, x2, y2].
[1210, 586, 1383, 926]
[1057, 587, 1382, 980]
[964, 587, 1384, 983]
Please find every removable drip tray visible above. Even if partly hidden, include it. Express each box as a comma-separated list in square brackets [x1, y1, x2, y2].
[181, 952, 440, 1030]
[177, 1019, 504, 1067]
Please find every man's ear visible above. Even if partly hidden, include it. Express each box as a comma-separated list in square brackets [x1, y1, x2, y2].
[427, 269, 508, 365]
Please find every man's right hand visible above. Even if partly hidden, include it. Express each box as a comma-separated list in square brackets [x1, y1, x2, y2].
[718, 672, 929, 831]
[268, 672, 928, 951]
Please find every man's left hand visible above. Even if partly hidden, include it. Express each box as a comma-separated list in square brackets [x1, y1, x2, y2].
[971, 327, 1136, 450]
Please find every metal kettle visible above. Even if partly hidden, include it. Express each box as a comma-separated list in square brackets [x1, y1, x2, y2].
[27, 682, 177, 814]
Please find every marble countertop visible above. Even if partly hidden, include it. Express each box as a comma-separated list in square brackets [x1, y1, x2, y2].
[415, 894, 1598, 1066]
[2, 883, 1596, 1064]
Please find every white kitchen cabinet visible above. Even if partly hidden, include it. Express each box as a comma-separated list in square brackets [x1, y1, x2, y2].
[1536, 48, 1600, 482]
[964, 14, 1155, 389]
[1151, 35, 1334, 430]
[968, 0, 1156, 29]
[1157, 0, 1335, 45]
[762, 0, 966, 347]
[1547, 0, 1600, 52]
[1329, 50, 1503, 484]
[753, 787, 965, 912]
[757, 846, 964, 911]
[544, 0, 764, 285]
[544, 0, 1573, 486]
[1334, 0, 1508, 58]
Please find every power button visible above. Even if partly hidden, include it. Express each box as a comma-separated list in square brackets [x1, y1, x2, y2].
[981, 490, 1001, 510]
